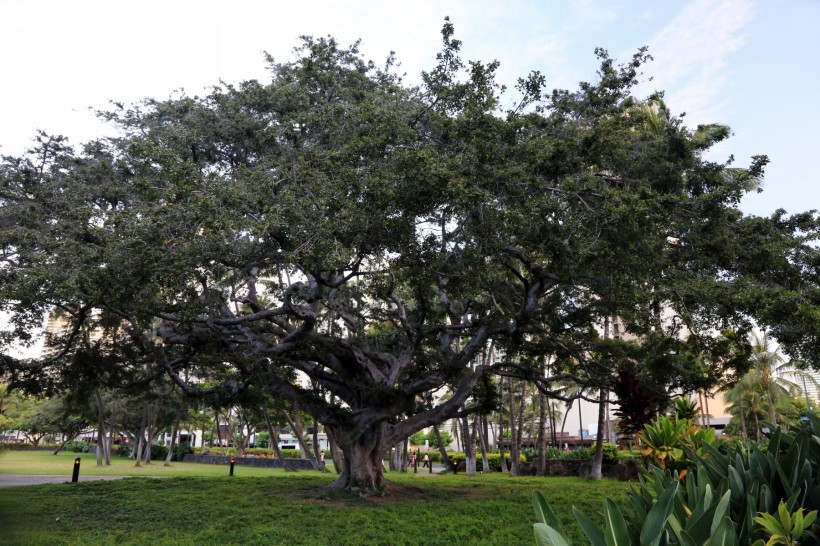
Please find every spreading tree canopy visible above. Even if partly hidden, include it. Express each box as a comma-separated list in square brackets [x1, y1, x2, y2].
[2, 22, 819, 492]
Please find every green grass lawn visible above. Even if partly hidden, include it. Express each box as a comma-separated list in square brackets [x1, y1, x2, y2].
[0, 450, 633, 545]
[0, 448, 295, 478]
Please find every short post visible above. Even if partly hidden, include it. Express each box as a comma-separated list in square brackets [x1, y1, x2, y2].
[229, 457, 235, 476]
[453, 461, 457, 474]
[428, 458, 432, 474]
[72, 457, 81, 483]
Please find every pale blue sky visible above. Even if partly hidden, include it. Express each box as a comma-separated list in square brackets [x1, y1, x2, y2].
[0, 0, 817, 217]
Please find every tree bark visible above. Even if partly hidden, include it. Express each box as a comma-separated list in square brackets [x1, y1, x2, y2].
[738, 398, 748, 442]
[95, 389, 106, 467]
[462, 415, 476, 476]
[106, 398, 115, 465]
[312, 418, 326, 471]
[477, 414, 489, 474]
[284, 411, 320, 470]
[765, 388, 778, 426]
[326, 427, 344, 475]
[537, 390, 547, 476]
[262, 408, 293, 471]
[432, 425, 452, 470]
[326, 423, 387, 493]
[591, 387, 607, 480]
[508, 377, 520, 476]
[164, 403, 183, 466]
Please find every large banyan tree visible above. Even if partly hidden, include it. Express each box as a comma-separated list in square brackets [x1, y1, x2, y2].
[2, 22, 819, 492]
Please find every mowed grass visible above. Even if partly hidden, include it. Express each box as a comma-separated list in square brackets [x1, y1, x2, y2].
[0, 451, 634, 545]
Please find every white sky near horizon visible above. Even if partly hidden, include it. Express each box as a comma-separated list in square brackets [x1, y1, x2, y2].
[1, 0, 817, 218]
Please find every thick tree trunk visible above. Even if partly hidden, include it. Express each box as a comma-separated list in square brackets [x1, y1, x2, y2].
[591, 387, 607, 480]
[327, 424, 387, 494]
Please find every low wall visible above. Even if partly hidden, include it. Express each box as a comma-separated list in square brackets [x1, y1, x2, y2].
[182, 454, 317, 470]
[462, 459, 639, 480]
[541, 459, 640, 480]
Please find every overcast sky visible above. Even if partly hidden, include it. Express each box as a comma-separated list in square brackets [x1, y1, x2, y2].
[1, 0, 817, 218]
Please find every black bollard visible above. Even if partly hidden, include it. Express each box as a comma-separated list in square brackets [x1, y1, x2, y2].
[429, 458, 433, 474]
[72, 457, 81, 483]
[453, 461, 457, 474]
[413, 457, 417, 474]
[230, 457, 235, 476]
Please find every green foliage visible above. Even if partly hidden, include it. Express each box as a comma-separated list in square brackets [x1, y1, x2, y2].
[638, 415, 716, 471]
[150, 444, 169, 461]
[409, 430, 453, 448]
[253, 432, 269, 448]
[670, 397, 700, 422]
[3, 21, 820, 493]
[173, 442, 194, 462]
[533, 412, 820, 545]
[63, 440, 91, 453]
[754, 501, 817, 546]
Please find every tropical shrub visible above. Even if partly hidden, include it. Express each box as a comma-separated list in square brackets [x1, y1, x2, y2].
[532, 413, 820, 545]
[172, 442, 193, 461]
[150, 444, 169, 460]
[63, 440, 91, 453]
[638, 415, 717, 471]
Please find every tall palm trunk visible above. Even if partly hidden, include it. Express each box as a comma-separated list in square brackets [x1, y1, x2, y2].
[738, 398, 748, 442]
[765, 387, 778, 426]
[591, 387, 607, 480]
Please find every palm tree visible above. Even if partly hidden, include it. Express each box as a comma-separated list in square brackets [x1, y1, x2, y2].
[747, 332, 818, 426]
[722, 331, 819, 437]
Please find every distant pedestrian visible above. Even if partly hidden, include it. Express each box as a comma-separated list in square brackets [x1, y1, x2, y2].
[422, 454, 430, 469]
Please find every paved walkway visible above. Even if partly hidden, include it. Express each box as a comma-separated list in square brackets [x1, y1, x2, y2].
[0, 475, 158, 487]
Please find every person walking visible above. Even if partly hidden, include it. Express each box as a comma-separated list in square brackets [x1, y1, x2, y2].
[422, 453, 430, 469]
